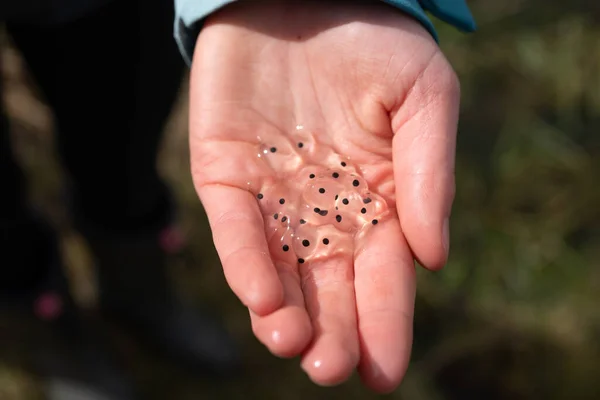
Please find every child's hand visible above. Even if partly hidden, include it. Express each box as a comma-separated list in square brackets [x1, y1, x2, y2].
[189, 1, 459, 393]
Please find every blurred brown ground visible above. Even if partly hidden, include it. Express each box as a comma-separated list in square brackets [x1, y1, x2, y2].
[2, 0, 600, 399]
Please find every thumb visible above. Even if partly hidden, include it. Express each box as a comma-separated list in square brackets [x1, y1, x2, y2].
[391, 52, 460, 270]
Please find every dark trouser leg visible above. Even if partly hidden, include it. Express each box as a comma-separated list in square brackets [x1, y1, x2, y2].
[0, 101, 28, 222]
[7, 0, 183, 235]
[7, 0, 238, 374]
[0, 41, 135, 400]
[0, 59, 57, 297]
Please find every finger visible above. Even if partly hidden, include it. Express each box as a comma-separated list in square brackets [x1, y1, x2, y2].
[198, 184, 284, 315]
[250, 262, 312, 358]
[354, 217, 416, 393]
[392, 54, 460, 270]
[299, 256, 359, 386]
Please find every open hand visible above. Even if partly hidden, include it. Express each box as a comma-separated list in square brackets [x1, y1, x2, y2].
[189, 0, 459, 393]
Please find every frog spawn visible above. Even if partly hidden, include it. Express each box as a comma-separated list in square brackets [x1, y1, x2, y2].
[255, 129, 389, 265]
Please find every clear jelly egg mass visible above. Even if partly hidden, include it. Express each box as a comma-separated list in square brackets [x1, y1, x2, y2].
[254, 125, 389, 264]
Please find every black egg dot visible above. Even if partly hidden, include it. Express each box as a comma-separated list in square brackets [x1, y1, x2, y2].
[319, 210, 328, 216]
[342, 198, 349, 205]
[257, 193, 264, 200]
[335, 195, 339, 200]
[270, 147, 277, 153]
[281, 216, 288, 222]
[336, 215, 342, 223]
[300, 219, 306, 224]
[332, 172, 339, 178]
[282, 245, 289, 252]
[323, 238, 330, 245]
[361, 208, 367, 214]
[314, 207, 320, 213]
[302, 239, 310, 247]
[341, 162, 347, 167]
[298, 142, 304, 148]
[319, 188, 325, 194]
[298, 258, 305, 264]
[309, 174, 315, 179]
[353, 179, 360, 187]
[279, 198, 285, 204]
[273, 213, 278, 220]
[363, 198, 372, 204]
[372, 219, 378, 225]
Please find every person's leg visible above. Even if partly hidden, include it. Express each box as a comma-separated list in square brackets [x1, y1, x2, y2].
[0, 47, 135, 400]
[7, 0, 238, 374]
[0, 70, 49, 295]
[0, 47, 71, 313]
[8, 0, 176, 232]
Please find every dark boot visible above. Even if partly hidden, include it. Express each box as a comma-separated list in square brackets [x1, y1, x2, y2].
[82, 224, 240, 376]
[0, 214, 136, 400]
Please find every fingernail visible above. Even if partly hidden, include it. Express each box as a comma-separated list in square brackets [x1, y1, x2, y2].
[442, 218, 450, 255]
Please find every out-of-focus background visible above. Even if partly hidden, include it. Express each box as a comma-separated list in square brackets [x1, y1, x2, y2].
[1, 0, 599, 399]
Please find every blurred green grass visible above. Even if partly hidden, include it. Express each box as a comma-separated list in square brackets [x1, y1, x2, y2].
[2, 0, 600, 399]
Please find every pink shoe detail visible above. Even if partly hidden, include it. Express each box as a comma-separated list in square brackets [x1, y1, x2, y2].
[34, 292, 64, 321]
[159, 226, 185, 254]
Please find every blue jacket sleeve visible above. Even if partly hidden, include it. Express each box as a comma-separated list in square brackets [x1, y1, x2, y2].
[174, 0, 476, 65]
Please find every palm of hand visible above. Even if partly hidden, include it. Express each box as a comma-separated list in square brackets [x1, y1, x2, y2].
[188, 1, 459, 393]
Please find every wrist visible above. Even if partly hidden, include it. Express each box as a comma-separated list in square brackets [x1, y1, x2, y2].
[175, 0, 475, 66]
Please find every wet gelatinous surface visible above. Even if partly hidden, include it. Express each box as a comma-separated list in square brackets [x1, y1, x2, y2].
[254, 126, 390, 264]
